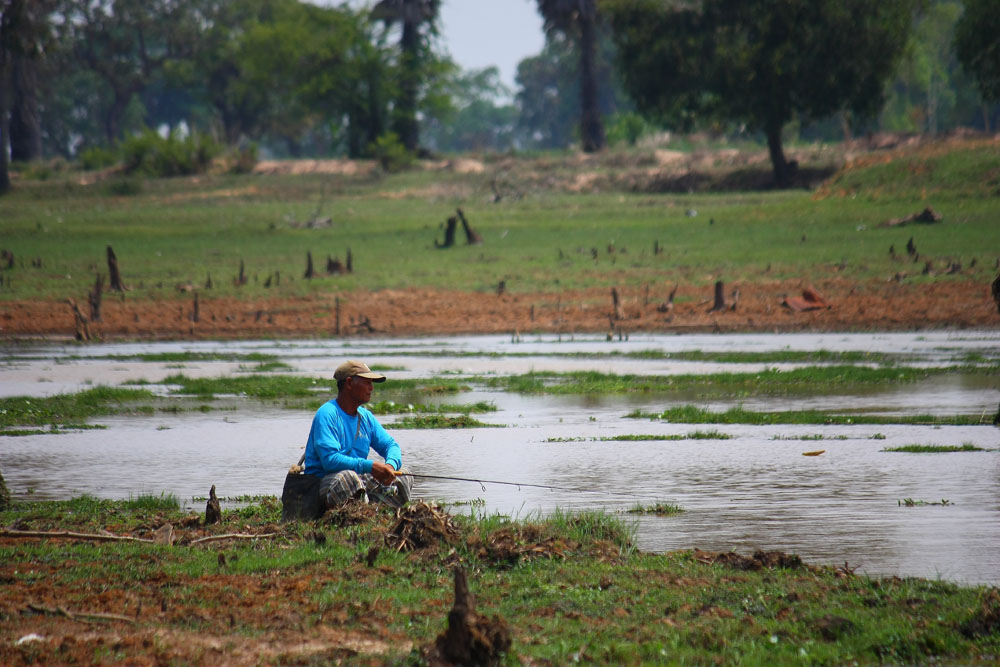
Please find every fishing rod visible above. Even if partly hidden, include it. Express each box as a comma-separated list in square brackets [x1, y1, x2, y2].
[392, 471, 668, 502]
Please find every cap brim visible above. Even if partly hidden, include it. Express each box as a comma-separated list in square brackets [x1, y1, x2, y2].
[356, 372, 386, 382]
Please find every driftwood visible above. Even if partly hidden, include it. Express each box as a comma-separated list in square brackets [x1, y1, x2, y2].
[782, 287, 830, 312]
[0, 529, 153, 544]
[457, 208, 482, 245]
[880, 206, 942, 228]
[106, 246, 127, 291]
[188, 533, 279, 545]
[27, 603, 137, 624]
[66, 298, 91, 341]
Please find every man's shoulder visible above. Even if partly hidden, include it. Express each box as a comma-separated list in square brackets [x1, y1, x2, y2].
[316, 399, 340, 417]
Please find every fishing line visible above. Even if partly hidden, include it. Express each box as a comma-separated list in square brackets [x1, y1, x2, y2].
[394, 471, 669, 502]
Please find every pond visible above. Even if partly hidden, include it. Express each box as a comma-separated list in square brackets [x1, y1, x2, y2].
[2, 331, 998, 586]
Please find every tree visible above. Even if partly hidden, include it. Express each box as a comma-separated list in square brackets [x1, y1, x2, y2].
[606, 0, 918, 185]
[955, 0, 1000, 105]
[371, 0, 441, 153]
[536, 0, 605, 152]
[0, 0, 38, 191]
[422, 65, 519, 152]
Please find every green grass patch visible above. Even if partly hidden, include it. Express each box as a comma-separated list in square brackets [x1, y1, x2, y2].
[482, 366, 989, 397]
[124, 492, 180, 511]
[2, 495, 997, 664]
[883, 444, 986, 453]
[899, 498, 953, 506]
[627, 405, 985, 426]
[0, 387, 156, 428]
[0, 423, 108, 437]
[389, 415, 500, 429]
[627, 502, 684, 516]
[368, 399, 496, 415]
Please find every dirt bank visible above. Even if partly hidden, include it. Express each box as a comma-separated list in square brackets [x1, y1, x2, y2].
[1, 278, 996, 342]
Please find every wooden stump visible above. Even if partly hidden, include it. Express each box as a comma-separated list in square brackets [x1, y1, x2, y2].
[0, 466, 11, 511]
[88, 273, 104, 322]
[106, 246, 127, 291]
[304, 252, 315, 279]
[425, 567, 511, 666]
[205, 485, 221, 525]
[992, 273, 1000, 315]
[66, 298, 91, 341]
[436, 217, 457, 248]
[457, 208, 482, 245]
[708, 281, 727, 312]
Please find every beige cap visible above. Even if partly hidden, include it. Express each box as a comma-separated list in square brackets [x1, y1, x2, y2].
[334, 360, 386, 383]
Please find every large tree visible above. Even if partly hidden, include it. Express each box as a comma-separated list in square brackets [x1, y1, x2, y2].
[537, 0, 606, 152]
[606, 0, 918, 185]
[371, 0, 440, 153]
[955, 0, 1000, 107]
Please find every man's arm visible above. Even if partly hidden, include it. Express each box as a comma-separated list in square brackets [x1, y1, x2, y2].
[365, 412, 402, 471]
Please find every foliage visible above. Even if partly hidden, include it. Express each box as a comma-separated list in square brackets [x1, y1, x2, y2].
[119, 128, 220, 177]
[605, 0, 920, 184]
[0, 387, 155, 428]
[883, 444, 986, 453]
[370, 131, 414, 173]
[954, 0, 1000, 104]
[626, 405, 983, 426]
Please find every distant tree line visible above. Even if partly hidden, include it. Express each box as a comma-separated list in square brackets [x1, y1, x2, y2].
[1, 0, 997, 192]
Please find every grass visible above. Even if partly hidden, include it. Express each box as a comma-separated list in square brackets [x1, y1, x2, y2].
[0, 386, 156, 428]
[481, 365, 994, 397]
[389, 415, 500, 429]
[1, 495, 997, 664]
[1, 141, 998, 305]
[627, 502, 684, 516]
[883, 444, 987, 453]
[626, 405, 986, 426]
[547, 430, 732, 442]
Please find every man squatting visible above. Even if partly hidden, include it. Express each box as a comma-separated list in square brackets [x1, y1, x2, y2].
[304, 360, 413, 507]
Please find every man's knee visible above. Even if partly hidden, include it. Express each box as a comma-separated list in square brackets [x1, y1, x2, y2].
[320, 470, 364, 507]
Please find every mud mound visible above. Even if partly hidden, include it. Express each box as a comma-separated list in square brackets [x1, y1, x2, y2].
[694, 549, 805, 571]
[961, 588, 1000, 638]
[323, 499, 381, 528]
[385, 501, 460, 552]
[471, 524, 576, 567]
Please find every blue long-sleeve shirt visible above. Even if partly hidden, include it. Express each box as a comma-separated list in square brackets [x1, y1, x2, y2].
[304, 399, 401, 477]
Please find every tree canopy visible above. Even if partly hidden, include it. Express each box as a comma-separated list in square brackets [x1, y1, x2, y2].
[605, 0, 920, 184]
[955, 0, 1000, 105]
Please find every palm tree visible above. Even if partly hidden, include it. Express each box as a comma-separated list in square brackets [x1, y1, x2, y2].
[536, 0, 605, 152]
[371, 0, 440, 153]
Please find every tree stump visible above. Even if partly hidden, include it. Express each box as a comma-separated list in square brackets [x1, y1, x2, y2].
[235, 260, 247, 287]
[106, 246, 127, 291]
[611, 287, 625, 320]
[424, 567, 511, 666]
[436, 217, 457, 248]
[708, 281, 727, 312]
[992, 273, 1000, 315]
[304, 252, 315, 279]
[66, 298, 91, 341]
[204, 485, 221, 525]
[346, 248, 353, 273]
[457, 208, 482, 245]
[88, 273, 104, 322]
[191, 293, 200, 323]
[0, 466, 11, 511]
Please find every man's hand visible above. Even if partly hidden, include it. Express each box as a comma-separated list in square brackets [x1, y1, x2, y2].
[371, 461, 396, 486]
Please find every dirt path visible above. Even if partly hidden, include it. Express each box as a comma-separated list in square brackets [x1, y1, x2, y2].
[1, 278, 996, 341]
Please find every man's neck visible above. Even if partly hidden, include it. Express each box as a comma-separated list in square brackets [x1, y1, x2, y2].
[336, 394, 359, 416]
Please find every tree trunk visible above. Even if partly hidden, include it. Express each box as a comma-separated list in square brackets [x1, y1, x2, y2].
[10, 50, 41, 162]
[578, 13, 605, 153]
[393, 20, 420, 152]
[765, 121, 791, 187]
[0, 54, 9, 195]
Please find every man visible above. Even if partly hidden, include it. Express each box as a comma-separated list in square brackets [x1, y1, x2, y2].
[304, 360, 413, 508]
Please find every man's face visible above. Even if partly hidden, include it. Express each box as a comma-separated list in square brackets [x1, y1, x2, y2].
[347, 376, 374, 404]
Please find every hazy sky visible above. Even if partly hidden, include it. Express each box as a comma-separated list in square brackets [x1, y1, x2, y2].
[437, 0, 545, 91]
[334, 0, 546, 92]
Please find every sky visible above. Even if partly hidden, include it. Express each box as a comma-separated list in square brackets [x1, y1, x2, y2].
[437, 0, 545, 92]
[336, 0, 546, 92]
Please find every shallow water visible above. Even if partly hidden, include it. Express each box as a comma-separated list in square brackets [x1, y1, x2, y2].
[2, 332, 999, 585]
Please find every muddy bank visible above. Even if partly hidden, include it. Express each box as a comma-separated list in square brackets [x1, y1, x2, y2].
[1, 278, 996, 341]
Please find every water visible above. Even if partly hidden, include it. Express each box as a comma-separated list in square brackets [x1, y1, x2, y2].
[2, 331, 998, 585]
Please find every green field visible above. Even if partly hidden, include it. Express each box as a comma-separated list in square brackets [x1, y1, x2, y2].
[1, 141, 997, 303]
